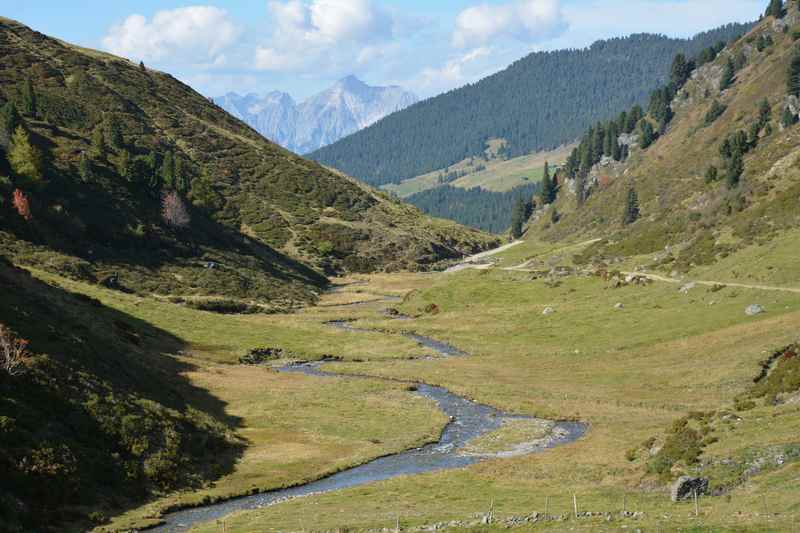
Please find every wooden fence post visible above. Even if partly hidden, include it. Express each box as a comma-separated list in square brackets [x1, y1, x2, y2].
[573, 493, 578, 518]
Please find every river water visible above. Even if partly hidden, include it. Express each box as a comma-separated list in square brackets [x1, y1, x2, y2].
[147, 323, 586, 531]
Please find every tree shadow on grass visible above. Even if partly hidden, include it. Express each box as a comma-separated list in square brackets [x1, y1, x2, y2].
[0, 257, 247, 531]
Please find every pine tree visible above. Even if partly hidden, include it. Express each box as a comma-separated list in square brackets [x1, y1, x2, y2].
[160, 151, 175, 188]
[782, 106, 798, 127]
[8, 126, 44, 186]
[639, 120, 655, 149]
[541, 161, 556, 204]
[106, 116, 123, 148]
[705, 165, 719, 183]
[622, 186, 640, 225]
[765, 0, 786, 18]
[190, 172, 223, 211]
[788, 48, 800, 97]
[20, 78, 36, 117]
[575, 171, 587, 208]
[720, 59, 735, 91]
[510, 196, 526, 238]
[727, 149, 744, 189]
[174, 157, 188, 193]
[670, 53, 693, 89]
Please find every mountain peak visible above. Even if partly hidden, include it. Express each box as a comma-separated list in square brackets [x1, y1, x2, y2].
[335, 75, 369, 91]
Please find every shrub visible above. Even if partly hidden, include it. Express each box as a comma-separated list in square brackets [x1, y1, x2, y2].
[704, 100, 727, 126]
[12, 188, 31, 220]
[0, 324, 32, 376]
[161, 190, 190, 228]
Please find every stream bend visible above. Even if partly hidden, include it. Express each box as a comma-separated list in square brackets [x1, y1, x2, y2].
[148, 317, 587, 532]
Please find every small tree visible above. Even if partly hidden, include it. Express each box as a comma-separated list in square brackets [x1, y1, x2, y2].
[639, 120, 656, 149]
[12, 189, 31, 220]
[727, 150, 744, 189]
[671, 53, 693, 89]
[782, 106, 798, 127]
[720, 59, 735, 91]
[189, 172, 223, 211]
[788, 47, 800, 97]
[106, 116, 124, 149]
[765, 0, 786, 18]
[161, 190, 190, 228]
[160, 151, 175, 189]
[0, 324, 31, 376]
[705, 165, 719, 183]
[510, 196, 526, 238]
[622, 186, 640, 225]
[8, 126, 44, 186]
[541, 161, 556, 204]
[91, 126, 107, 159]
[20, 78, 36, 117]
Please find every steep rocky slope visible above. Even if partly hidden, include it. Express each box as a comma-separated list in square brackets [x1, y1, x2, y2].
[0, 18, 494, 305]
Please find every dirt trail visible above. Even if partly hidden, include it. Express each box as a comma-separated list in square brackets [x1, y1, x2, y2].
[622, 272, 800, 294]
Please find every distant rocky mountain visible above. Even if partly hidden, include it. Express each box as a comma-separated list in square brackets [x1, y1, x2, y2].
[216, 76, 417, 154]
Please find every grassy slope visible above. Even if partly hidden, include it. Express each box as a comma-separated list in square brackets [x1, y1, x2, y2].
[3, 266, 445, 532]
[0, 18, 496, 303]
[190, 236, 800, 532]
[536, 11, 800, 275]
[384, 144, 572, 199]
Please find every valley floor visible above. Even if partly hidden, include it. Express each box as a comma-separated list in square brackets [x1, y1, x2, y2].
[41, 234, 800, 533]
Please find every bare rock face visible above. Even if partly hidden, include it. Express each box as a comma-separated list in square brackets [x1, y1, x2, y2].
[670, 476, 709, 502]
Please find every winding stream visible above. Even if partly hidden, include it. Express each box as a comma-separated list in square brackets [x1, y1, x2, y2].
[148, 310, 586, 532]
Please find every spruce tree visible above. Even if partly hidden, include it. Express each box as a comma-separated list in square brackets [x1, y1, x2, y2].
[20, 78, 36, 117]
[510, 196, 525, 238]
[670, 54, 693, 89]
[107, 116, 123, 148]
[575, 171, 587, 208]
[720, 59, 735, 91]
[541, 161, 556, 204]
[639, 120, 655, 149]
[765, 0, 785, 18]
[622, 186, 640, 225]
[705, 165, 719, 183]
[727, 150, 744, 189]
[782, 106, 798, 127]
[161, 151, 175, 188]
[788, 48, 800, 97]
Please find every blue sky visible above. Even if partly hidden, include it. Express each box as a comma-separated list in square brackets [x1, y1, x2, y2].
[3, 1, 765, 100]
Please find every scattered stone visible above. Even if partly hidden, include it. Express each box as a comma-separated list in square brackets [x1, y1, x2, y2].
[745, 304, 765, 316]
[423, 303, 440, 315]
[615, 303, 624, 310]
[542, 307, 556, 316]
[670, 476, 709, 502]
[679, 282, 697, 294]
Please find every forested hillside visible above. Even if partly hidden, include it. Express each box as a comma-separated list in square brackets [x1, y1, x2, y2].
[311, 25, 752, 187]
[530, 3, 800, 274]
[407, 183, 540, 234]
[0, 17, 496, 308]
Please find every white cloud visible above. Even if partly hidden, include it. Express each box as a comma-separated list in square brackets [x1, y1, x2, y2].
[453, 0, 566, 48]
[415, 47, 493, 92]
[102, 6, 240, 65]
[255, 0, 395, 71]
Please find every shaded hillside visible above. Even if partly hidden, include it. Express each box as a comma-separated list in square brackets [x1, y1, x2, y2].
[532, 6, 800, 272]
[0, 18, 495, 304]
[311, 25, 752, 187]
[0, 257, 241, 532]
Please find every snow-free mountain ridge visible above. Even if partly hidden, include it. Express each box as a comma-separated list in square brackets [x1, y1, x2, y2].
[216, 76, 417, 154]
